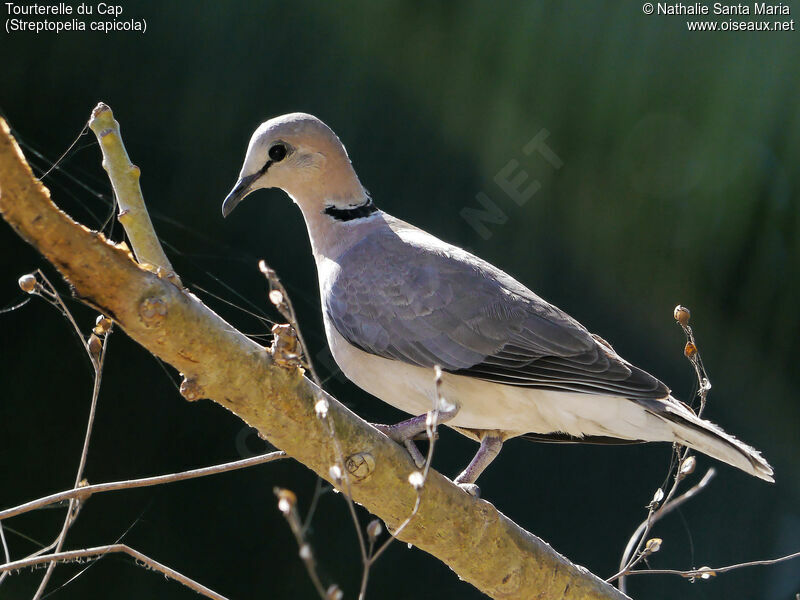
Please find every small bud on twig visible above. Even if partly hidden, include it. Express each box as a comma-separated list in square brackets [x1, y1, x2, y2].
[275, 488, 297, 515]
[326, 585, 343, 600]
[93, 315, 112, 335]
[87, 334, 102, 357]
[268, 289, 284, 307]
[644, 537, 662, 554]
[694, 566, 716, 580]
[684, 342, 698, 358]
[648, 487, 664, 509]
[18, 273, 37, 293]
[674, 305, 691, 326]
[366, 519, 383, 543]
[679, 455, 696, 479]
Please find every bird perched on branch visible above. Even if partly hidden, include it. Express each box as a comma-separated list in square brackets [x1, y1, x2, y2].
[222, 113, 773, 493]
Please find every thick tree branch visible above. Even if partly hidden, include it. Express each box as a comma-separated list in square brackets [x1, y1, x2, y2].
[0, 113, 628, 600]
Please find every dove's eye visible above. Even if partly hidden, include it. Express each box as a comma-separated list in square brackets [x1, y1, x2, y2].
[269, 143, 288, 162]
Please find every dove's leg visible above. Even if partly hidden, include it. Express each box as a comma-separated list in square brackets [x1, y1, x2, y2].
[373, 403, 459, 468]
[453, 433, 503, 497]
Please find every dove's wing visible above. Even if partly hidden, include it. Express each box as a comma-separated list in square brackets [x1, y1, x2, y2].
[324, 225, 669, 402]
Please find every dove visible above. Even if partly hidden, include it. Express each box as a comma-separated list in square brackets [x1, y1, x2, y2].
[222, 113, 773, 493]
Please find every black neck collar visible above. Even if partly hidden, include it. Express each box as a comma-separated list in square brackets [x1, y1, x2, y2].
[323, 199, 378, 221]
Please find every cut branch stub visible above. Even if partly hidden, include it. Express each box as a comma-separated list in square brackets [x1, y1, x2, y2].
[270, 323, 302, 369]
[180, 377, 204, 402]
[345, 451, 376, 481]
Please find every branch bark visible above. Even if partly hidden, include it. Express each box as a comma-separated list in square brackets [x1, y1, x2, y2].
[0, 111, 629, 600]
[87, 102, 178, 282]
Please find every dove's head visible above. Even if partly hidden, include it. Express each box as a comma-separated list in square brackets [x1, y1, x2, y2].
[222, 113, 367, 218]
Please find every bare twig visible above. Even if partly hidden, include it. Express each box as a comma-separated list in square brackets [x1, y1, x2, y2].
[0, 544, 229, 600]
[358, 366, 446, 599]
[674, 306, 711, 415]
[281, 365, 447, 600]
[620, 550, 800, 580]
[615, 306, 713, 593]
[0, 451, 286, 522]
[262, 262, 370, 581]
[260, 259, 320, 386]
[24, 270, 92, 357]
[262, 270, 448, 600]
[300, 477, 324, 537]
[26, 276, 111, 600]
[87, 103, 178, 283]
[0, 536, 57, 587]
[0, 524, 8, 565]
[316, 401, 369, 565]
[607, 468, 716, 583]
[274, 489, 329, 600]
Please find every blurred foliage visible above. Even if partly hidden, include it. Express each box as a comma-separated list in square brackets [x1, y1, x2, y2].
[1, 1, 798, 599]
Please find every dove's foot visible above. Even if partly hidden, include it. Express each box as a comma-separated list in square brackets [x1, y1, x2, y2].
[453, 433, 503, 495]
[373, 402, 459, 467]
[456, 483, 481, 497]
[404, 440, 426, 468]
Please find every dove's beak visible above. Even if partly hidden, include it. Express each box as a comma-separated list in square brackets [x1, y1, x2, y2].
[222, 173, 259, 218]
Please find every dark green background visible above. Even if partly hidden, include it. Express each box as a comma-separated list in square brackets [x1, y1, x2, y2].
[1, 1, 798, 599]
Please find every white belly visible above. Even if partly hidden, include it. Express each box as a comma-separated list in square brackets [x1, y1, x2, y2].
[325, 324, 673, 442]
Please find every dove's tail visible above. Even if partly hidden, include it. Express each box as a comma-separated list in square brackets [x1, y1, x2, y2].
[653, 397, 774, 482]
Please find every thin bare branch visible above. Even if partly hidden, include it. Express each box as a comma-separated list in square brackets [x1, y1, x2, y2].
[616, 307, 714, 593]
[274, 489, 329, 600]
[30, 285, 111, 600]
[260, 260, 321, 387]
[264, 265, 369, 576]
[621, 550, 800, 579]
[317, 404, 369, 565]
[0, 451, 286, 522]
[607, 468, 716, 583]
[0, 540, 56, 587]
[357, 367, 446, 600]
[368, 366, 444, 567]
[0, 544, 229, 600]
[300, 477, 324, 537]
[0, 523, 8, 564]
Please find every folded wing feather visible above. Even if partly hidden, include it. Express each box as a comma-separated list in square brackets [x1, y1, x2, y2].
[324, 222, 670, 403]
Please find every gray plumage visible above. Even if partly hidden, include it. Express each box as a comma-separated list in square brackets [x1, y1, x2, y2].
[325, 219, 668, 401]
[223, 112, 774, 485]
